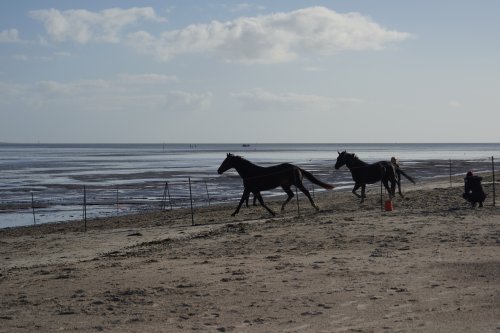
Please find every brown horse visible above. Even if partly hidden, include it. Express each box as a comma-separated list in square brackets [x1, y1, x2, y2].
[217, 153, 334, 216]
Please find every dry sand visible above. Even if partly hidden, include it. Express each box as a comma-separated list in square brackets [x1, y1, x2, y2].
[0, 178, 499, 332]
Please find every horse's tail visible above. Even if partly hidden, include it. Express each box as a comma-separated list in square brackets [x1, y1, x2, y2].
[300, 169, 334, 190]
[396, 167, 416, 184]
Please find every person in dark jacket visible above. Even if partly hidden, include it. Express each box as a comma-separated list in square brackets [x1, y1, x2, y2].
[462, 171, 486, 208]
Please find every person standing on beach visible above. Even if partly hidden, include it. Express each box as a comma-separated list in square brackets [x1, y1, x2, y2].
[462, 171, 486, 208]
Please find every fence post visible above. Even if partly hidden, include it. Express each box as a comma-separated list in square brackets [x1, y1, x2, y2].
[161, 182, 168, 211]
[116, 185, 119, 214]
[167, 182, 172, 210]
[294, 172, 300, 216]
[492, 156, 496, 207]
[380, 177, 383, 212]
[449, 159, 452, 187]
[31, 192, 36, 225]
[205, 181, 211, 206]
[83, 185, 87, 232]
[188, 178, 194, 226]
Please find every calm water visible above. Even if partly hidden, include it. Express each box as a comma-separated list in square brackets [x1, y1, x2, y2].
[1, 143, 499, 228]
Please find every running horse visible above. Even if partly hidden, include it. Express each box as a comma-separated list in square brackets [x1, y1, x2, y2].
[217, 153, 334, 216]
[334, 151, 398, 203]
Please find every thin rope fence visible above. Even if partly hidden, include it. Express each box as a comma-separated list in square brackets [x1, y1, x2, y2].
[2, 156, 498, 230]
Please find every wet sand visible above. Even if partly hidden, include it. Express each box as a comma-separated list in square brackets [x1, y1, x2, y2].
[0, 176, 499, 332]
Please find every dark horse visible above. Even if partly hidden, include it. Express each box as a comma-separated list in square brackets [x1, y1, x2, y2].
[334, 151, 398, 203]
[218, 153, 334, 216]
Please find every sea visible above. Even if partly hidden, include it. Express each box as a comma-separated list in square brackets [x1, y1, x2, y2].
[1, 143, 499, 229]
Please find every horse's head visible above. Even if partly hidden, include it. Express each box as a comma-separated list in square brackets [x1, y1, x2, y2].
[334, 150, 353, 169]
[217, 153, 236, 174]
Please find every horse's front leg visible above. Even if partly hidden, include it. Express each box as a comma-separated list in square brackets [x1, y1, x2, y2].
[352, 184, 362, 198]
[360, 184, 366, 203]
[232, 189, 250, 216]
[255, 193, 276, 216]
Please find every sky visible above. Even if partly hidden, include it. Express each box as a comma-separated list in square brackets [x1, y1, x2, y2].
[1, 1, 499, 144]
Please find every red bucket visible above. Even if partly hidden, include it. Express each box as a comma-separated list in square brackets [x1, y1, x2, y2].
[384, 200, 394, 211]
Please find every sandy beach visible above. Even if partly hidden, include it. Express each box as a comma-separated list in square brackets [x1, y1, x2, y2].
[1, 177, 499, 332]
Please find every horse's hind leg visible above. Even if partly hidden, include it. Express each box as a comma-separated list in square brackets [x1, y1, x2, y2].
[297, 183, 319, 211]
[255, 193, 276, 216]
[280, 186, 295, 211]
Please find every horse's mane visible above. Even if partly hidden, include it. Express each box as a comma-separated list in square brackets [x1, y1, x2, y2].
[228, 153, 244, 160]
[341, 151, 358, 160]
[341, 151, 367, 166]
[228, 153, 253, 164]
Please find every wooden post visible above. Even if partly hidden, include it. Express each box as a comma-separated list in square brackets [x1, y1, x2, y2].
[205, 181, 211, 206]
[449, 159, 452, 187]
[167, 182, 172, 210]
[116, 185, 119, 214]
[161, 182, 168, 211]
[83, 185, 87, 232]
[380, 178, 383, 212]
[295, 172, 300, 216]
[492, 156, 496, 207]
[188, 178, 194, 226]
[31, 192, 36, 225]
[380, 168, 384, 212]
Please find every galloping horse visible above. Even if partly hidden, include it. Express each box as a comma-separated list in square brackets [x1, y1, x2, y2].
[334, 151, 397, 203]
[218, 153, 334, 216]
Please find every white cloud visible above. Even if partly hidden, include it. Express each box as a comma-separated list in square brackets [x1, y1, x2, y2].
[126, 6, 411, 64]
[30, 7, 166, 44]
[230, 3, 266, 13]
[0, 29, 23, 43]
[13, 54, 29, 61]
[232, 88, 337, 112]
[12, 53, 63, 62]
[118, 73, 178, 84]
[165, 90, 213, 112]
[0, 77, 210, 113]
[0, 82, 27, 96]
[449, 100, 462, 108]
[302, 66, 325, 72]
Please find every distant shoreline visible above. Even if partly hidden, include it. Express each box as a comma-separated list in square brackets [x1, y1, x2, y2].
[2, 141, 500, 145]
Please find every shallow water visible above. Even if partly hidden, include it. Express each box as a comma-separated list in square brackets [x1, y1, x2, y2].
[1, 143, 498, 228]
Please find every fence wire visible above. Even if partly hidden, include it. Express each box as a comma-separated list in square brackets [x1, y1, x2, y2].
[0, 156, 497, 230]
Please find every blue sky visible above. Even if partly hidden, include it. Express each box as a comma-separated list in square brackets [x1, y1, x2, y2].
[1, 1, 499, 143]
